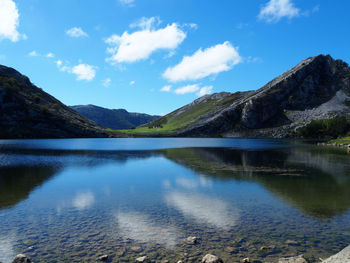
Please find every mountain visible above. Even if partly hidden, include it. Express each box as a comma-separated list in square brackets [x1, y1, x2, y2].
[70, 104, 161, 129]
[126, 54, 350, 137]
[0, 65, 108, 139]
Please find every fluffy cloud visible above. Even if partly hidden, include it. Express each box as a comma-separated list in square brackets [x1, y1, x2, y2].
[56, 60, 96, 81]
[197, 85, 213, 97]
[28, 50, 38, 57]
[66, 27, 88, 38]
[0, 0, 25, 42]
[174, 84, 199, 95]
[163, 42, 241, 82]
[105, 17, 186, 63]
[258, 0, 300, 23]
[72, 64, 96, 81]
[46, 52, 55, 58]
[161, 85, 172, 92]
[129, 80, 135, 86]
[119, 0, 135, 6]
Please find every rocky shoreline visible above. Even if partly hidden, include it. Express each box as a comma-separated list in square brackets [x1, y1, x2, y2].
[6, 244, 350, 263]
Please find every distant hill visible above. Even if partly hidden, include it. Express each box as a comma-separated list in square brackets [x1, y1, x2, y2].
[70, 104, 160, 129]
[122, 54, 350, 138]
[0, 65, 108, 138]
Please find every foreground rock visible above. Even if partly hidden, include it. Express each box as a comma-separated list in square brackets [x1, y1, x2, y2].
[201, 254, 223, 263]
[322, 245, 350, 263]
[12, 254, 32, 263]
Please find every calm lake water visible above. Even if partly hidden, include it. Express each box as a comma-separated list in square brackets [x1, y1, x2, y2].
[0, 138, 350, 263]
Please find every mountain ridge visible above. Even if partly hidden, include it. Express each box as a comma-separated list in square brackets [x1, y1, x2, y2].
[120, 54, 350, 137]
[70, 104, 160, 130]
[0, 65, 108, 139]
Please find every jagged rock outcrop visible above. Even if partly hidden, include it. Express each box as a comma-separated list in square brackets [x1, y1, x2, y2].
[167, 54, 350, 137]
[0, 65, 108, 138]
[70, 104, 160, 129]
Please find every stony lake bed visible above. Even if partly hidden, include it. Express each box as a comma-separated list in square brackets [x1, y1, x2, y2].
[0, 138, 350, 263]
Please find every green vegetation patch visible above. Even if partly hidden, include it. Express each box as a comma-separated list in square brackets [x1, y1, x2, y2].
[298, 116, 350, 139]
[113, 93, 239, 136]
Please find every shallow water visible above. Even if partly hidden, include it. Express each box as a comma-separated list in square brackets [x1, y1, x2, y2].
[0, 138, 350, 263]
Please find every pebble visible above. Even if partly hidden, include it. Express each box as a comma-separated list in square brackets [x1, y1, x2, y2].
[186, 236, 198, 244]
[98, 255, 108, 261]
[285, 240, 300, 246]
[136, 256, 147, 262]
[131, 246, 142, 252]
[201, 254, 223, 263]
[278, 255, 307, 263]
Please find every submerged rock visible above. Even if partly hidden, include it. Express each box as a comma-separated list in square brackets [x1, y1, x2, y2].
[201, 254, 223, 263]
[278, 255, 307, 263]
[285, 240, 300, 246]
[12, 254, 32, 263]
[136, 256, 147, 262]
[98, 255, 108, 261]
[186, 236, 198, 244]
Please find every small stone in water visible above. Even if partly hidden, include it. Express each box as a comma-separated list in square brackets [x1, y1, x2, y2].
[285, 240, 300, 246]
[278, 255, 307, 263]
[98, 255, 108, 261]
[202, 254, 223, 263]
[241, 258, 251, 263]
[186, 236, 198, 244]
[131, 246, 142, 252]
[260, 245, 275, 251]
[136, 256, 147, 262]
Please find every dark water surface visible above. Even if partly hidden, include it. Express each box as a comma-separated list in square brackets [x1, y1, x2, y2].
[0, 138, 349, 263]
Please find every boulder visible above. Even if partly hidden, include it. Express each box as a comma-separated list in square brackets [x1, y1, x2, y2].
[12, 254, 32, 263]
[322, 244, 350, 263]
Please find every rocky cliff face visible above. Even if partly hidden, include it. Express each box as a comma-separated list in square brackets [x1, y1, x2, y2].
[70, 104, 160, 129]
[0, 65, 108, 138]
[175, 54, 350, 137]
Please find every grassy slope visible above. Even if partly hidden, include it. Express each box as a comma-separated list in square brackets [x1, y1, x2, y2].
[111, 93, 239, 136]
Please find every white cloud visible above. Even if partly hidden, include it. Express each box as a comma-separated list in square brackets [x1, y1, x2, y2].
[161, 85, 172, 92]
[197, 85, 213, 97]
[28, 50, 38, 57]
[258, 0, 300, 23]
[103, 78, 111, 87]
[119, 0, 135, 6]
[163, 41, 242, 82]
[129, 80, 135, 86]
[72, 64, 96, 81]
[174, 84, 199, 95]
[105, 18, 186, 63]
[46, 52, 55, 58]
[0, 0, 25, 42]
[130, 16, 161, 30]
[56, 59, 63, 67]
[66, 27, 88, 38]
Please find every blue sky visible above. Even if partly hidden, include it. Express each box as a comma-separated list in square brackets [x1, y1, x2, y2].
[0, 0, 349, 115]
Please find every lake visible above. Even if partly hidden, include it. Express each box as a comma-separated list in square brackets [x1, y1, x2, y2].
[0, 138, 350, 263]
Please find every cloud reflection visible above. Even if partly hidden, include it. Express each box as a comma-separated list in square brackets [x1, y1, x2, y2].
[0, 233, 15, 263]
[165, 191, 239, 229]
[116, 211, 181, 247]
[72, 192, 95, 210]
